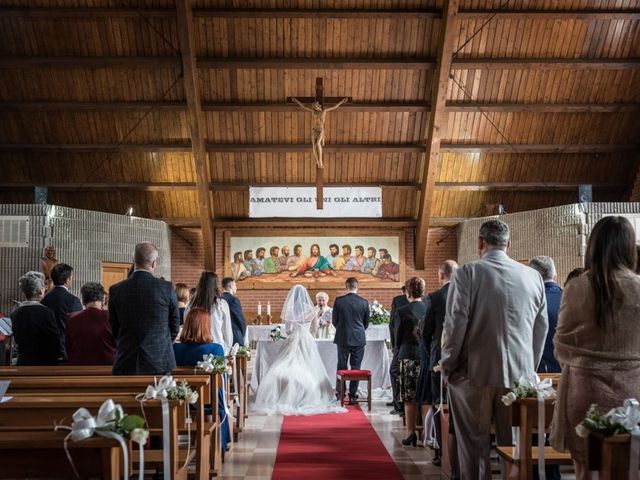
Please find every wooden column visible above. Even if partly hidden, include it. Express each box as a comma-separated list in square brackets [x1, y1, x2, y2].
[176, 0, 216, 269]
[415, 0, 459, 269]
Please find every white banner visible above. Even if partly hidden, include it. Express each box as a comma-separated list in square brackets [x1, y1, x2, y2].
[249, 186, 382, 218]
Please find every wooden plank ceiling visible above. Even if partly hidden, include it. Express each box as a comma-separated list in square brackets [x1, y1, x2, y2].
[0, 0, 639, 263]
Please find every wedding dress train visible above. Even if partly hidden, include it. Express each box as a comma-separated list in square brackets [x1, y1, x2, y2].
[253, 285, 346, 416]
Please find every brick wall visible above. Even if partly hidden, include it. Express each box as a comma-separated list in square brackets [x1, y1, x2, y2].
[171, 226, 458, 311]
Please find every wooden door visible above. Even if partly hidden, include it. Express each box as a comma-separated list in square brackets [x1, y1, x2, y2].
[101, 262, 131, 293]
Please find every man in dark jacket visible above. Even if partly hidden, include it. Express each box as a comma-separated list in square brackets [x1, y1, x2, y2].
[388, 286, 409, 414]
[332, 277, 370, 404]
[41, 263, 82, 359]
[222, 277, 247, 346]
[109, 242, 179, 375]
[423, 260, 458, 467]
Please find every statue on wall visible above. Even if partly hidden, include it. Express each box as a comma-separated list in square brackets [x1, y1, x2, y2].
[40, 246, 58, 290]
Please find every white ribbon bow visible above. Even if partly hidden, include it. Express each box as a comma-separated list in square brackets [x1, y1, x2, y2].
[230, 343, 240, 356]
[518, 373, 555, 399]
[143, 375, 176, 400]
[55, 399, 142, 480]
[606, 398, 640, 480]
[196, 354, 217, 373]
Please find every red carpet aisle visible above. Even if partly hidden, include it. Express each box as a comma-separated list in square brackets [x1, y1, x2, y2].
[272, 405, 404, 480]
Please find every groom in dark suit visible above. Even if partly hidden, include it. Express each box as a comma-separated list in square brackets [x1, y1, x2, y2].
[332, 277, 370, 404]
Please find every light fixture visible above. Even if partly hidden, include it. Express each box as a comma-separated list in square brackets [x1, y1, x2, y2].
[125, 207, 134, 216]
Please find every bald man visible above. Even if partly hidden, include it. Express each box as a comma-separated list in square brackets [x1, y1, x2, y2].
[109, 242, 179, 375]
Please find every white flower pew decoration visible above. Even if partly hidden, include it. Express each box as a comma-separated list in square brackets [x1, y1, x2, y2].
[576, 398, 640, 480]
[136, 375, 199, 477]
[54, 398, 147, 480]
[501, 373, 556, 480]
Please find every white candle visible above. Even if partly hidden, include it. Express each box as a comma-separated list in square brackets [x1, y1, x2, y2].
[257, 302, 262, 315]
[267, 302, 271, 315]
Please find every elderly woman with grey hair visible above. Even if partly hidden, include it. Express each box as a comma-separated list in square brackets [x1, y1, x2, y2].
[11, 271, 63, 365]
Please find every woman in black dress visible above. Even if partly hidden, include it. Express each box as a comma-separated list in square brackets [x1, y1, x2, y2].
[395, 276, 427, 447]
[12, 271, 62, 365]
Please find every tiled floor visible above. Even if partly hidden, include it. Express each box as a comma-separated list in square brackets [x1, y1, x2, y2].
[217, 393, 445, 480]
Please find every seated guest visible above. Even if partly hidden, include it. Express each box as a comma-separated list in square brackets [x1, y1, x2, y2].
[41, 263, 82, 359]
[66, 282, 115, 365]
[173, 308, 231, 452]
[551, 216, 640, 480]
[187, 271, 233, 354]
[12, 271, 63, 365]
[395, 276, 427, 447]
[175, 283, 189, 325]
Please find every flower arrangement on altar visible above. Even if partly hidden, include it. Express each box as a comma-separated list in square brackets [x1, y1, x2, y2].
[369, 300, 391, 325]
[575, 399, 640, 438]
[501, 373, 555, 406]
[196, 354, 230, 375]
[270, 326, 286, 341]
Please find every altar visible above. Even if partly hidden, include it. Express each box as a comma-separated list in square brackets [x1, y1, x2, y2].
[246, 324, 390, 343]
[250, 339, 391, 392]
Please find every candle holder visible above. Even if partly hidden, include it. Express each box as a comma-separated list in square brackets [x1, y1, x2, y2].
[266, 314, 272, 325]
[255, 314, 262, 325]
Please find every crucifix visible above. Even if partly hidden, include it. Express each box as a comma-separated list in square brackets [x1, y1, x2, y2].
[288, 77, 351, 209]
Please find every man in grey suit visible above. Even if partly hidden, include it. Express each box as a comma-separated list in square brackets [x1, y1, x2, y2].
[332, 277, 370, 405]
[109, 242, 180, 375]
[441, 219, 548, 480]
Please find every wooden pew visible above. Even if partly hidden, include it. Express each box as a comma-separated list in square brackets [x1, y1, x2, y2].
[0, 430, 124, 480]
[496, 397, 572, 480]
[0, 366, 228, 476]
[588, 433, 640, 480]
[1, 375, 211, 480]
[0, 395, 183, 479]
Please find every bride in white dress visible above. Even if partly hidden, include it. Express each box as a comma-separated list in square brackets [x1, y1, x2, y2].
[253, 285, 347, 415]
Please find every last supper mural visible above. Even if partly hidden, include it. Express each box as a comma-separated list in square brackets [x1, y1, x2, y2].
[224, 230, 404, 289]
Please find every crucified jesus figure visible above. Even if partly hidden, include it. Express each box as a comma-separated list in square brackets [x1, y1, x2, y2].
[291, 97, 349, 169]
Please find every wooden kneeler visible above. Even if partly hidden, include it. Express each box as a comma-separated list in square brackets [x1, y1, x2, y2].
[336, 369, 372, 411]
[588, 433, 640, 480]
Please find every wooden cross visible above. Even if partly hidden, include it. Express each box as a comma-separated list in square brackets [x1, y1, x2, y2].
[288, 77, 351, 209]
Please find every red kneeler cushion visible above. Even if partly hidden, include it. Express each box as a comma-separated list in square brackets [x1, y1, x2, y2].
[337, 369, 371, 377]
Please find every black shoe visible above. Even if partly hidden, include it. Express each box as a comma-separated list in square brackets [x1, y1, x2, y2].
[401, 433, 417, 447]
[385, 401, 395, 407]
[432, 449, 442, 466]
[348, 396, 359, 405]
[389, 408, 402, 415]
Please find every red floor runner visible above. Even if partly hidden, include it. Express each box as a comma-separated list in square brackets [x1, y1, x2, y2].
[272, 405, 404, 480]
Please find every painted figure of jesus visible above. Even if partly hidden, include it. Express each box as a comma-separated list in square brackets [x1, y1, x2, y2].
[291, 97, 349, 169]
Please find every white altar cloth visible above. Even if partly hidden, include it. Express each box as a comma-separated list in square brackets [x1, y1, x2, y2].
[246, 324, 390, 343]
[250, 339, 390, 392]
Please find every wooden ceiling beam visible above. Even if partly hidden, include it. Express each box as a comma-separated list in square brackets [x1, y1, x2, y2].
[0, 7, 441, 18]
[0, 143, 635, 154]
[440, 144, 638, 153]
[458, 9, 640, 20]
[176, 0, 215, 270]
[3, 7, 638, 20]
[0, 182, 420, 191]
[415, 0, 459, 270]
[452, 58, 640, 70]
[196, 58, 437, 69]
[434, 182, 627, 191]
[2, 56, 638, 70]
[4, 101, 640, 113]
[445, 102, 640, 113]
[0, 57, 180, 69]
